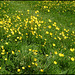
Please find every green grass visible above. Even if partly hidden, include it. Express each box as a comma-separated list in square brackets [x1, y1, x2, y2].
[0, 1, 75, 74]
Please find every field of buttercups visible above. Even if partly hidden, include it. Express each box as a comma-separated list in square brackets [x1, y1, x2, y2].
[0, 1, 75, 74]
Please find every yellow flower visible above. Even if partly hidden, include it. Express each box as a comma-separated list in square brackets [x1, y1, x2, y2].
[53, 43, 56, 46]
[12, 51, 15, 54]
[7, 52, 8, 54]
[64, 28, 66, 31]
[40, 69, 44, 72]
[44, 6, 48, 8]
[40, 35, 42, 39]
[71, 57, 74, 61]
[58, 37, 61, 40]
[45, 39, 47, 41]
[37, 14, 39, 16]
[72, 31, 74, 34]
[35, 50, 38, 52]
[34, 58, 37, 61]
[18, 50, 20, 52]
[26, 36, 28, 38]
[54, 51, 57, 55]
[44, 42, 46, 45]
[1, 39, 3, 41]
[31, 27, 33, 30]
[34, 27, 37, 30]
[26, 33, 28, 35]
[28, 65, 31, 68]
[29, 49, 32, 51]
[70, 23, 72, 25]
[22, 67, 25, 69]
[17, 16, 20, 19]
[64, 48, 66, 50]
[17, 69, 20, 72]
[54, 37, 57, 40]
[46, 54, 48, 57]
[19, 32, 21, 34]
[50, 32, 52, 36]
[5, 42, 8, 45]
[48, 25, 51, 28]
[19, 36, 22, 40]
[35, 10, 39, 14]
[36, 36, 38, 38]
[59, 53, 64, 57]
[32, 62, 34, 65]
[0, 67, 1, 69]
[2, 49, 5, 52]
[70, 48, 74, 52]
[0, 21, 3, 24]
[32, 50, 35, 52]
[27, 10, 29, 12]
[54, 22, 56, 24]
[1, 46, 4, 49]
[48, 9, 50, 12]
[64, 36, 67, 39]
[35, 63, 38, 66]
[56, 27, 60, 30]
[48, 19, 52, 22]
[17, 37, 19, 39]
[54, 61, 57, 64]
[12, 31, 14, 35]
[34, 52, 37, 55]
[38, 24, 41, 27]
[20, 25, 22, 27]
[1, 52, 5, 55]
[5, 58, 7, 61]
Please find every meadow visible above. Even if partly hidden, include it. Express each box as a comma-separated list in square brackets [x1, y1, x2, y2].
[0, 1, 75, 74]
